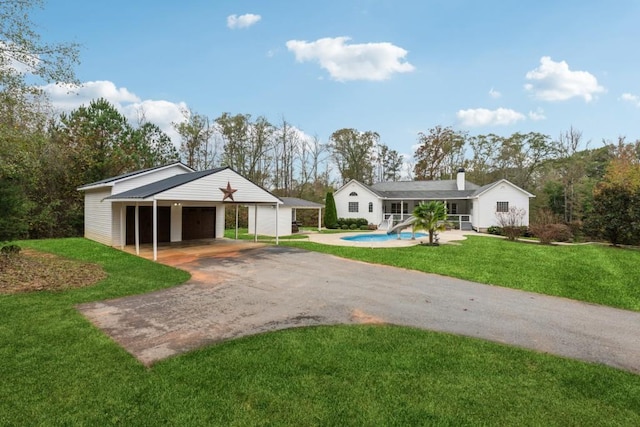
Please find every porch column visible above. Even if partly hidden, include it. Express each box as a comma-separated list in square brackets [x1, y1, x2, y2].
[234, 205, 239, 240]
[401, 199, 404, 221]
[153, 199, 158, 261]
[275, 203, 279, 245]
[119, 204, 125, 250]
[254, 203, 258, 243]
[318, 207, 322, 231]
[135, 203, 140, 256]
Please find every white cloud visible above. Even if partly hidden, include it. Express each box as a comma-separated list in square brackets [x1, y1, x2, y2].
[620, 93, 640, 107]
[456, 108, 526, 127]
[227, 13, 261, 29]
[528, 108, 546, 121]
[489, 88, 501, 99]
[285, 36, 415, 81]
[40, 80, 187, 146]
[42, 80, 140, 110]
[524, 56, 605, 102]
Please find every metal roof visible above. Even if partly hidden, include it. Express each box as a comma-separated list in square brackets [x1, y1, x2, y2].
[370, 180, 481, 199]
[77, 162, 192, 190]
[105, 167, 227, 200]
[280, 197, 324, 208]
[374, 189, 479, 199]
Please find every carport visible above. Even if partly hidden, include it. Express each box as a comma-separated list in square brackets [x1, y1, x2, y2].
[104, 167, 283, 261]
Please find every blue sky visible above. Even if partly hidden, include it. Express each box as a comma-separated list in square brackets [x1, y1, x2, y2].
[35, 0, 640, 157]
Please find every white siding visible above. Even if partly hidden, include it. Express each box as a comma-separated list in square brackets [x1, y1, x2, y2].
[84, 189, 113, 245]
[158, 169, 280, 203]
[112, 164, 191, 194]
[110, 202, 126, 247]
[248, 205, 292, 236]
[334, 182, 381, 225]
[475, 182, 531, 230]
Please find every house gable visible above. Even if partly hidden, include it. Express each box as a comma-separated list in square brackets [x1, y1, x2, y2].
[472, 180, 533, 229]
[334, 180, 382, 224]
[472, 179, 535, 199]
[77, 162, 194, 194]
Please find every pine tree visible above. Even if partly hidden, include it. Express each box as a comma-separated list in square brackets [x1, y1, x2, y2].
[324, 192, 338, 229]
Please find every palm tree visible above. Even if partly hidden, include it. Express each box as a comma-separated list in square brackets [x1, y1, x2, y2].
[412, 201, 447, 245]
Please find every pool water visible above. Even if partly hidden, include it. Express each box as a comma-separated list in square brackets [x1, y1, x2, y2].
[341, 232, 428, 242]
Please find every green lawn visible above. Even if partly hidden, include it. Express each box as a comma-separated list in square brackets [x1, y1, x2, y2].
[283, 236, 640, 312]
[1, 238, 639, 425]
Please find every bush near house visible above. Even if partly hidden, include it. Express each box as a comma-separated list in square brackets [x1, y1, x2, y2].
[530, 209, 573, 244]
[324, 192, 338, 228]
[336, 218, 368, 229]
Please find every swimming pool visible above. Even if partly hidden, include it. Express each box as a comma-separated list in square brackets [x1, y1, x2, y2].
[341, 232, 428, 242]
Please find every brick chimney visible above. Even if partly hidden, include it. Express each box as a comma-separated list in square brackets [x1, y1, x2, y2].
[456, 168, 465, 191]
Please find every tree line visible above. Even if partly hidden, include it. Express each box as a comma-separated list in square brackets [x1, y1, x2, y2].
[2, 0, 639, 245]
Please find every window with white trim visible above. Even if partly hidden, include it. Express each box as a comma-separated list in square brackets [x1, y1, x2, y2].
[368, 202, 373, 213]
[349, 202, 359, 212]
[496, 201, 509, 212]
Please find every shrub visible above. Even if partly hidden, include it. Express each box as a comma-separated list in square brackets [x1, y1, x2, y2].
[341, 224, 348, 230]
[530, 223, 573, 244]
[496, 206, 527, 241]
[530, 209, 573, 244]
[349, 224, 358, 230]
[324, 192, 338, 229]
[1, 244, 21, 256]
[359, 225, 369, 230]
[487, 226, 503, 235]
[336, 218, 369, 229]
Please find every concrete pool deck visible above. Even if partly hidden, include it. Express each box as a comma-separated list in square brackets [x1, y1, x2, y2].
[306, 229, 479, 247]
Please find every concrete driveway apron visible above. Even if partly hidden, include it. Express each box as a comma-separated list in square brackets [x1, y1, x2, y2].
[78, 245, 640, 372]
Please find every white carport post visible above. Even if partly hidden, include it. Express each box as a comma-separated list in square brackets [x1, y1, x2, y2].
[234, 205, 239, 240]
[275, 203, 279, 245]
[318, 207, 322, 231]
[119, 205, 125, 250]
[135, 203, 140, 256]
[253, 203, 258, 243]
[153, 198, 158, 261]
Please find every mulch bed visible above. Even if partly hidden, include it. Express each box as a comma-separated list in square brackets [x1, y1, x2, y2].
[0, 249, 107, 294]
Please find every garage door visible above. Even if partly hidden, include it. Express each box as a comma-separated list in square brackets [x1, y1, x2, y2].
[182, 207, 216, 240]
[126, 206, 171, 244]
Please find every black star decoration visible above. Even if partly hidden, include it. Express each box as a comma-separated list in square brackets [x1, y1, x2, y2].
[219, 181, 237, 202]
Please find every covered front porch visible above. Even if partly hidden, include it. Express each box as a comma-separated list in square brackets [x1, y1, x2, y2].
[381, 199, 473, 230]
[111, 200, 282, 261]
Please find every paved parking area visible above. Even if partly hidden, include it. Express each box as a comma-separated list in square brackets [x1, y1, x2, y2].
[78, 244, 640, 372]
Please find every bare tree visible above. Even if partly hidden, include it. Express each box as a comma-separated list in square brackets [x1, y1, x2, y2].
[413, 126, 466, 180]
[375, 143, 404, 182]
[496, 206, 527, 241]
[330, 128, 379, 185]
[272, 118, 299, 195]
[173, 108, 217, 170]
[556, 126, 588, 222]
[216, 113, 274, 186]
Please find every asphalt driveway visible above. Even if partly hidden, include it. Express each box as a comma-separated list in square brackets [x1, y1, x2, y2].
[78, 244, 640, 372]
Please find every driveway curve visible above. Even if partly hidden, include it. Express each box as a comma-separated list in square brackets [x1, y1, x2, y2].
[78, 245, 640, 372]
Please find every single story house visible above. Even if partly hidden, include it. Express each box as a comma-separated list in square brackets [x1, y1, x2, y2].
[333, 168, 534, 232]
[77, 162, 285, 260]
[248, 197, 324, 237]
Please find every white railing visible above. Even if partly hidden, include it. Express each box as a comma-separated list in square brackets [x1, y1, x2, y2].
[446, 214, 471, 229]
